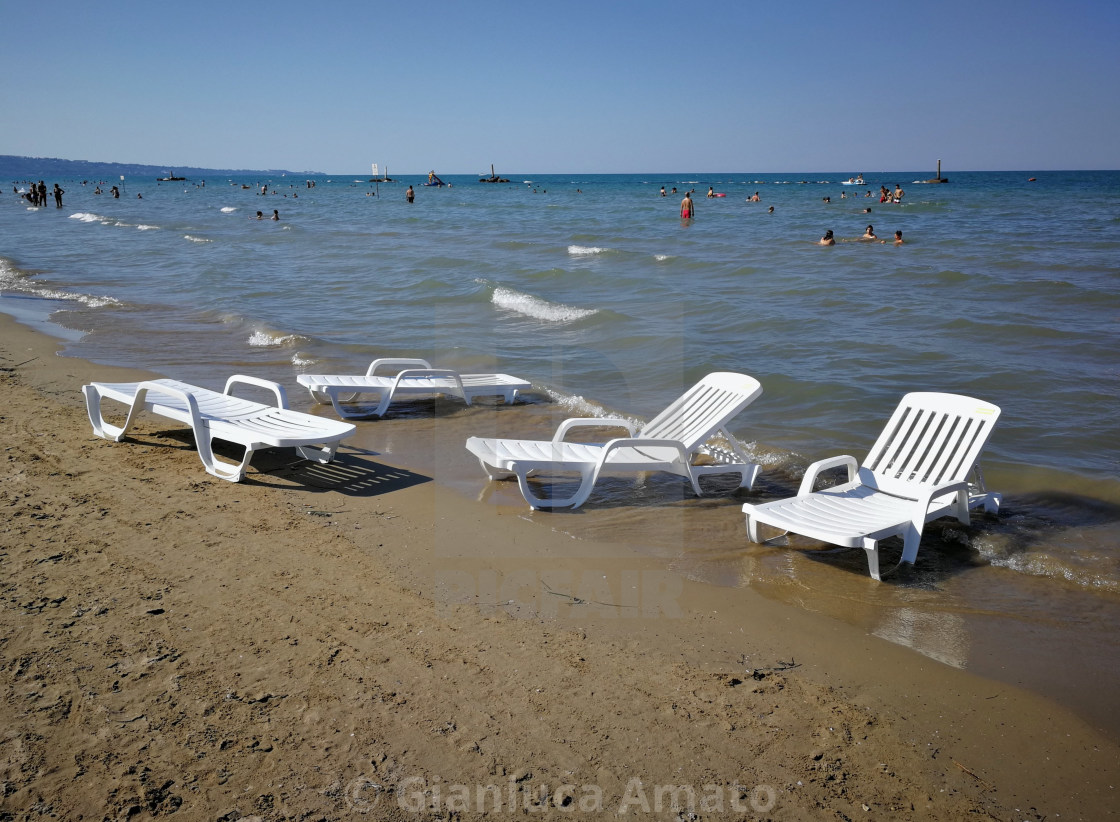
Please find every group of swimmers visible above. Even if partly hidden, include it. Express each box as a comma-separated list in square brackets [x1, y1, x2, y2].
[15, 181, 64, 208]
[672, 184, 906, 244]
[819, 226, 903, 246]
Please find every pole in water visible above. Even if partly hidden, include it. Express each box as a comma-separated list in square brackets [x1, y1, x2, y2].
[937, 159, 942, 179]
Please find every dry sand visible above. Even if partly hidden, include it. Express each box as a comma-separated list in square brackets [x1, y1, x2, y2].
[1, 313, 1117, 821]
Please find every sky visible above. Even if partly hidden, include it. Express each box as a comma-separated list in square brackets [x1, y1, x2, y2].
[2, 0, 1118, 174]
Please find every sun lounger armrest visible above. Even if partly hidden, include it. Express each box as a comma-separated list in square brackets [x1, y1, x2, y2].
[366, 358, 432, 377]
[553, 417, 639, 442]
[798, 454, 859, 496]
[222, 375, 290, 409]
[598, 437, 689, 465]
[916, 479, 971, 513]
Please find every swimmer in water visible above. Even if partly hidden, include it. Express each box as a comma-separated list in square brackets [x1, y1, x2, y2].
[893, 230, 904, 245]
[819, 230, 835, 246]
[862, 225, 877, 240]
[680, 191, 694, 219]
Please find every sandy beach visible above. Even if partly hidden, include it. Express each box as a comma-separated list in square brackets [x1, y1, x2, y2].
[1, 312, 1117, 821]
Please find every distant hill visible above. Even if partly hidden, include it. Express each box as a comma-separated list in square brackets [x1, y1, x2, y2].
[0, 155, 323, 180]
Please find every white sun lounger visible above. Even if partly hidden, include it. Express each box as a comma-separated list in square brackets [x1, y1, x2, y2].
[83, 375, 356, 482]
[297, 358, 531, 419]
[465, 372, 763, 510]
[742, 392, 1002, 580]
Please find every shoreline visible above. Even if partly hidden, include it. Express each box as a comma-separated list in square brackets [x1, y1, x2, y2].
[2, 310, 1118, 819]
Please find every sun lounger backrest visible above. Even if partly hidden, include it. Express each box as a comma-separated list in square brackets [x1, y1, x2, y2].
[862, 392, 1001, 497]
[640, 372, 763, 449]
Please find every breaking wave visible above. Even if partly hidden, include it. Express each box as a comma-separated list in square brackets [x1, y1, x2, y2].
[491, 287, 597, 323]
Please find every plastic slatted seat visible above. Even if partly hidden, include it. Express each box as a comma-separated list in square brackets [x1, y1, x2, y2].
[466, 372, 763, 510]
[297, 358, 531, 419]
[83, 375, 355, 482]
[742, 392, 1002, 580]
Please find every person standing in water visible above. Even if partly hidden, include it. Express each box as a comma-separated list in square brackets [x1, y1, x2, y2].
[680, 191, 694, 219]
[406, 185, 415, 203]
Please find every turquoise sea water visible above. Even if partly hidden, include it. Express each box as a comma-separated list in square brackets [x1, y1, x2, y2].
[3, 170, 1120, 732]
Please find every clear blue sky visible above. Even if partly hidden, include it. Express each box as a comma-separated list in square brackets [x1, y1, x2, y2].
[3, 0, 1117, 173]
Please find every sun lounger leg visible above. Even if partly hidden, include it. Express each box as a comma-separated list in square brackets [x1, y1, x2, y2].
[191, 432, 252, 482]
[84, 384, 151, 442]
[745, 511, 761, 544]
[514, 467, 596, 510]
[324, 388, 388, 420]
[295, 443, 339, 465]
[84, 385, 122, 441]
[863, 537, 883, 581]
[476, 459, 515, 481]
[744, 509, 788, 545]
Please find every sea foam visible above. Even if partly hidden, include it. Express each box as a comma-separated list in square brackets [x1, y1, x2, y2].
[220, 206, 237, 213]
[0, 258, 119, 308]
[491, 287, 596, 323]
[568, 245, 605, 256]
[247, 330, 306, 347]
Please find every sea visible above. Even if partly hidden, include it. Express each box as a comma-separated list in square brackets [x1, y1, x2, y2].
[2, 169, 1119, 736]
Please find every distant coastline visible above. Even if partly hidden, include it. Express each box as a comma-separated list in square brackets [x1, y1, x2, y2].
[0, 154, 322, 180]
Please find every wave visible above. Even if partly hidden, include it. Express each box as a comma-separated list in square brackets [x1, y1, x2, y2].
[973, 535, 1119, 593]
[491, 286, 597, 323]
[0, 257, 119, 309]
[541, 387, 622, 421]
[183, 235, 212, 244]
[567, 245, 606, 256]
[220, 206, 237, 213]
[654, 254, 673, 262]
[69, 212, 159, 231]
[290, 352, 316, 368]
[247, 329, 308, 347]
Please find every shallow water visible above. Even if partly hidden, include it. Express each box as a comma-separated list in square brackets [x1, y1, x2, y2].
[2, 169, 1119, 734]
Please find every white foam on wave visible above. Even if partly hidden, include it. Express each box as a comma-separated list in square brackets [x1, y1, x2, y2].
[654, 254, 672, 262]
[291, 352, 315, 368]
[69, 212, 104, 223]
[542, 387, 619, 421]
[136, 224, 158, 231]
[247, 330, 306, 347]
[491, 286, 596, 323]
[220, 206, 237, 213]
[974, 538, 1119, 593]
[184, 235, 212, 244]
[568, 245, 605, 256]
[0, 258, 119, 308]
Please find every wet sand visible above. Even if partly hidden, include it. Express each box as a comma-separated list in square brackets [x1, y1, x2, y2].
[1, 312, 1118, 820]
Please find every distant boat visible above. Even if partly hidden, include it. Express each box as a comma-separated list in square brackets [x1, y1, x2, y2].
[479, 163, 509, 183]
[918, 159, 949, 184]
[368, 163, 394, 182]
[157, 173, 186, 181]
